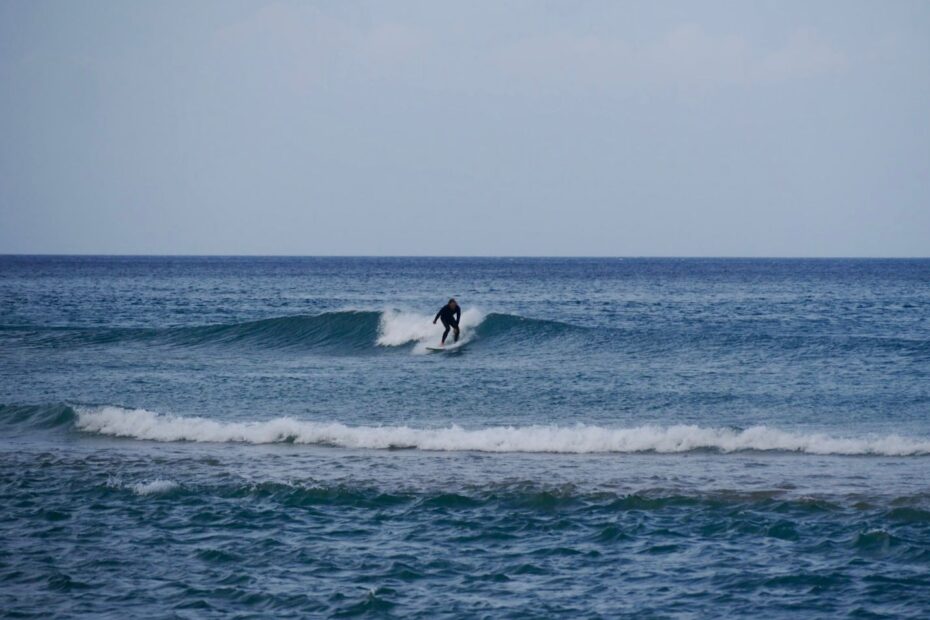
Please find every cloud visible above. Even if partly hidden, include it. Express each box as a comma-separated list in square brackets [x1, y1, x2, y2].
[213, 2, 427, 88]
[498, 24, 847, 91]
[648, 24, 753, 87]
[207, 7, 848, 100]
[758, 27, 847, 82]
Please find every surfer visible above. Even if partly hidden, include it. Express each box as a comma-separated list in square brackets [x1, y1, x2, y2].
[433, 298, 461, 345]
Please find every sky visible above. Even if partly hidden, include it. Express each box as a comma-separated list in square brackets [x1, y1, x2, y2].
[1, 0, 928, 256]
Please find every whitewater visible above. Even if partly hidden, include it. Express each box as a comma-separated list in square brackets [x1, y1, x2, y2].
[76, 405, 930, 456]
[377, 307, 486, 351]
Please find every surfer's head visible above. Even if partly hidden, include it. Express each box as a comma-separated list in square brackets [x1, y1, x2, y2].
[448, 298, 457, 308]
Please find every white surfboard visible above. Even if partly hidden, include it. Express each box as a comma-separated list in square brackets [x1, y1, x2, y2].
[426, 341, 465, 352]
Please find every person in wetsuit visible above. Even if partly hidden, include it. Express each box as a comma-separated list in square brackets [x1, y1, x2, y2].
[433, 298, 461, 345]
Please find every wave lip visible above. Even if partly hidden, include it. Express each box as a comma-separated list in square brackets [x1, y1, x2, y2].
[0, 404, 78, 429]
[74, 406, 930, 456]
[168, 311, 382, 351]
[0, 312, 386, 352]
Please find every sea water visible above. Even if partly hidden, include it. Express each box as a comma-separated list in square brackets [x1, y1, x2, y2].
[1, 256, 928, 618]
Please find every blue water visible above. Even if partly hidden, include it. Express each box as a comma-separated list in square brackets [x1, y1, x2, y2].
[2, 256, 929, 618]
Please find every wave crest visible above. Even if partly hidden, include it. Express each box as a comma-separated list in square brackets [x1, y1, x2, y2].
[172, 311, 382, 350]
[0, 404, 78, 429]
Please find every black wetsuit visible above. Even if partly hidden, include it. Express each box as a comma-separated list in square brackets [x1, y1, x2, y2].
[434, 304, 461, 343]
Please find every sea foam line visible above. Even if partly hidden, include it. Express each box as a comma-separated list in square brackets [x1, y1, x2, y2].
[74, 406, 930, 456]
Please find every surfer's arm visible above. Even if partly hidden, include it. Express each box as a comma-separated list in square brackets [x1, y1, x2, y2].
[433, 309, 441, 324]
[455, 308, 461, 322]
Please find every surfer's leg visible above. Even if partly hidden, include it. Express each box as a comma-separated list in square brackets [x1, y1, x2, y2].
[441, 321, 451, 344]
[453, 324, 460, 342]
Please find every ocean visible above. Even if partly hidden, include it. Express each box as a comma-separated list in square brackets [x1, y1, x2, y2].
[1, 256, 929, 618]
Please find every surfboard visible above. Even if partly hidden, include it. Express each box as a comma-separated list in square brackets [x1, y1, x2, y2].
[426, 341, 465, 352]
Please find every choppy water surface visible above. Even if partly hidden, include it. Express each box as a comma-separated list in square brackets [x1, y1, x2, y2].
[1, 256, 929, 618]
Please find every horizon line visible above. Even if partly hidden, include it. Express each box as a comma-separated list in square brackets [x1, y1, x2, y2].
[1, 253, 929, 260]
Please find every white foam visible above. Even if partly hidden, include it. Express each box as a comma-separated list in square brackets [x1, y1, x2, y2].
[75, 406, 930, 456]
[130, 479, 179, 495]
[377, 307, 484, 352]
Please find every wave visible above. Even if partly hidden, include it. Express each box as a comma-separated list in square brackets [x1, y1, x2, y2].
[0, 309, 587, 353]
[26, 309, 922, 358]
[72, 406, 930, 456]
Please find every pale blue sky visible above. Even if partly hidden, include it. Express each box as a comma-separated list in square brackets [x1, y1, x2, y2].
[1, 0, 928, 256]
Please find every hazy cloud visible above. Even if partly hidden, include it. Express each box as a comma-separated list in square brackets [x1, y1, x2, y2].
[498, 24, 846, 90]
[214, 3, 428, 89]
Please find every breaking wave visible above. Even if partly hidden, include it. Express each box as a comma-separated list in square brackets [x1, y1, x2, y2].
[72, 406, 930, 456]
